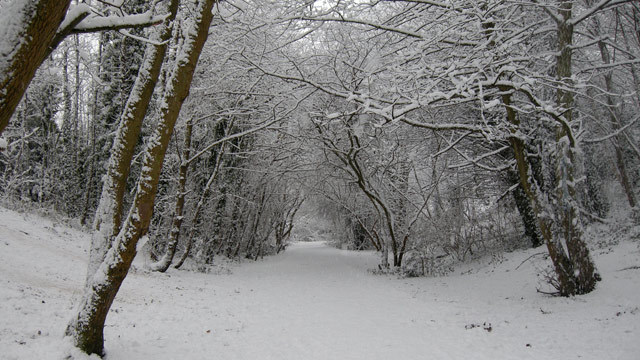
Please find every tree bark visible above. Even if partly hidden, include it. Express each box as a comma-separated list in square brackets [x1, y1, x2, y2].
[507, 168, 542, 247]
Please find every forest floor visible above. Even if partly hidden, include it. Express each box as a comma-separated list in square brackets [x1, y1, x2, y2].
[1, 206, 640, 360]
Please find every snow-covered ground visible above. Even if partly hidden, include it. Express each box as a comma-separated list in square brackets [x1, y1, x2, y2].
[1, 206, 639, 360]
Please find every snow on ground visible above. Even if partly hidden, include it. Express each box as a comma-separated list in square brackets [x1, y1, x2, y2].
[0, 206, 639, 360]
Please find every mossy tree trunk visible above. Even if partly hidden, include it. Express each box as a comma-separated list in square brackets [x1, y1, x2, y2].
[548, 0, 598, 295]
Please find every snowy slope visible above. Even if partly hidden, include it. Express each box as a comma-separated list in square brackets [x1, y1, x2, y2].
[0, 206, 639, 360]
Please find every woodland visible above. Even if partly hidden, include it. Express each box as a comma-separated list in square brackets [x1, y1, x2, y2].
[0, 0, 639, 357]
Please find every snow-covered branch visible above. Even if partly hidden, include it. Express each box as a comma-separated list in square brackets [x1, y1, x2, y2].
[448, 145, 514, 172]
[70, 11, 169, 34]
[583, 114, 640, 143]
[186, 90, 315, 165]
[291, 15, 424, 39]
[571, 0, 635, 26]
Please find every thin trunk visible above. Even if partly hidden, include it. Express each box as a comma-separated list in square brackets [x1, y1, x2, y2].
[232, 201, 251, 258]
[276, 199, 302, 253]
[393, 161, 411, 266]
[227, 201, 245, 258]
[508, 168, 543, 247]
[245, 189, 267, 259]
[62, 45, 73, 137]
[73, 34, 81, 157]
[174, 129, 229, 269]
[80, 39, 102, 226]
[617, 8, 640, 110]
[380, 241, 389, 269]
[596, 39, 636, 208]
[80, 157, 96, 225]
[151, 118, 193, 272]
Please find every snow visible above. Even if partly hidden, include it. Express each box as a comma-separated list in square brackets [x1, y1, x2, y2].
[483, 99, 501, 109]
[57, 4, 92, 32]
[1, 206, 639, 359]
[0, 137, 7, 150]
[136, 235, 149, 253]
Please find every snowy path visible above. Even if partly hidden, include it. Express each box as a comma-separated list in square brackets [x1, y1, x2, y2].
[109, 242, 455, 360]
[1, 207, 639, 359]
[210, 243, 446, 360]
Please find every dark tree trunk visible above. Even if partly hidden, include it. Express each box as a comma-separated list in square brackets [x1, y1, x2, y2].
[0, 0, 71, 134]
[507, 169, 543, 247]
[174, 130, 228, 269]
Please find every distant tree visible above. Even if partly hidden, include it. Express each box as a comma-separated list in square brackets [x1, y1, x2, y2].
[251, 0, 640, 294]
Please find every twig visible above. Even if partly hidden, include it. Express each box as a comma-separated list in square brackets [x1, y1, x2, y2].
[515, 251, 547, 270]
[536, 288, 560, 296]
[617, 266, 640, 272]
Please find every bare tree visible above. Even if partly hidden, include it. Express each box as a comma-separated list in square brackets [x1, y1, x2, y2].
[253, 0, 640, 294]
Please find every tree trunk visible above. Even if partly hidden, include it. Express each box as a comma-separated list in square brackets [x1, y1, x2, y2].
[0, 0, 71, 134]
[550, 1, 598, 295]
[65, 1, 216, 355]
[596, 39, 636, 209]
[393, 160, 411, 267]
[245, 188, 267, 258]
[507, 168, 542, 247]
[87, 0, 179, 282]
[501, 2, 598, 296]
[380, 242, 389, 269]
[174, 131, 228, 269]
[151, 118, 192, 272]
